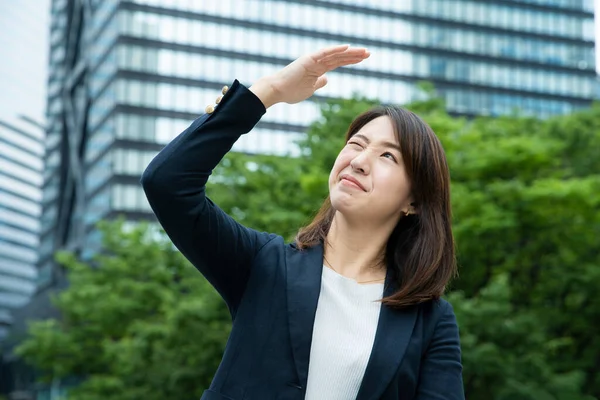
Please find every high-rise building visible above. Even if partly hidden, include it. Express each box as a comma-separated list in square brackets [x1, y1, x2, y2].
[0, 1, 49, 397]
[406, 0, 596, 115]
[0, 119, 44, 343]
[0, 0, 49, 342]
[37, 0, 596, 285]
[3, 0, 596, 396]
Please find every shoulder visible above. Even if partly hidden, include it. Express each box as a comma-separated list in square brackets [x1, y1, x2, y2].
[251, 235, 302, 261]
[246, 233, 284, 260]
[418, 297, 458, 334]
[420, 297, 451, 315]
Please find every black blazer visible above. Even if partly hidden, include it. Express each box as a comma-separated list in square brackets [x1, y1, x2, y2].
[141, 80, 465, 400]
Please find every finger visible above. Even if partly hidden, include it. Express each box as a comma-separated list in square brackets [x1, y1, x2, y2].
[324, 47, 369, 59]
[320, 50, 370, 65]
[322, 55, 370, 70]
[322, 54, 369, 65]
[332, 58, 366, 68]
[310, 44, 351, 61]
[314, 75, 328, 91]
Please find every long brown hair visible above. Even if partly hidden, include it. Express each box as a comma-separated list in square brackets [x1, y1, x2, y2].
[295, 106, 457, 309]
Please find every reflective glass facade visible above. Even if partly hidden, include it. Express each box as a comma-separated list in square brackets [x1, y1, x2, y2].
[36, 0, 597, 290]
[0, 0, 48, 344]
[119, 0, 595, 117]
[0, 121, 43, 343]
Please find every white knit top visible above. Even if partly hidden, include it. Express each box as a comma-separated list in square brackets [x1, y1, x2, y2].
[304, 265, 384, 400]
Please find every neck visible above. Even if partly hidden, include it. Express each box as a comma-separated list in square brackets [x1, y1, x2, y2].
[324, 212, 394, 281]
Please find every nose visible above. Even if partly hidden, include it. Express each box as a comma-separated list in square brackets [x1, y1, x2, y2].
[350, 151, 370, 175]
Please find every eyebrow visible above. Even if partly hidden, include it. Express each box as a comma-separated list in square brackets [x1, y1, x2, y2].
[353, 133, 402, 152]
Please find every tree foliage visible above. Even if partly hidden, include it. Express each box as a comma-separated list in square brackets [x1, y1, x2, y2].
[15, 95, 600, 399]
[16, 221, 230, 400]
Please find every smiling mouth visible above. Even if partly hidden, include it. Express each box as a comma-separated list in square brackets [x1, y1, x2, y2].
[340, 176, 366, 191]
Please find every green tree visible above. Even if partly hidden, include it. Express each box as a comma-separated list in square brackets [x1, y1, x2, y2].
[448, 276, 592, 400]
[445, 107, 600, 397]
[16, 221, 230, 400]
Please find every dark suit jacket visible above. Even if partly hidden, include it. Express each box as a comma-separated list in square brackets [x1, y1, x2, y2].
[141, 80, 465, 400]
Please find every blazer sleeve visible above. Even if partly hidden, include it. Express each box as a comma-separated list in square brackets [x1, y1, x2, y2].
[140, 80, 276, 314]
[416, 300, 465, 400]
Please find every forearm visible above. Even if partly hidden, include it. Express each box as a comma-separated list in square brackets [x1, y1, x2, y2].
[141, 80, 266, 191]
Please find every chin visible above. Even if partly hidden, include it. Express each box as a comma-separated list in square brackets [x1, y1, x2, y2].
[329, 190, 358, 214]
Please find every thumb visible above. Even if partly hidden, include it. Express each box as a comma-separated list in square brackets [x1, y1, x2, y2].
[314, 75, 328, 91]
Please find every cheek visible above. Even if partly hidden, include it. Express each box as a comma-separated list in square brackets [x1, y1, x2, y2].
[328, 161, 341, 187]
[329, 151, 351, 183]
[375, 168, 411, 199]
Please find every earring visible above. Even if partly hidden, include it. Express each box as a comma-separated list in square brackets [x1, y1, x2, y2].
[405, 202, 417, 216]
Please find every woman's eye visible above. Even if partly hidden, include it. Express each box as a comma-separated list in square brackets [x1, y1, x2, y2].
[348, 141, 363, 148]
[382, 152, 397, 162]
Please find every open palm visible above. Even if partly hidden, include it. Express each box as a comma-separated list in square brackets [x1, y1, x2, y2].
[270, 45, 370, 105]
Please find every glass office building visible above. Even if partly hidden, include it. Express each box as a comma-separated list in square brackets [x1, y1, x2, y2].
[27, 0, 600, 334]
[0, 2, 48, 396]
[44, 0, 594, 271]
[0, 120, 43, 343]
[0, 0, 48, 343]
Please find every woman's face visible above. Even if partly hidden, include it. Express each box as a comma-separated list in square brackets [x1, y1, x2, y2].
[328, 116, 413, 224]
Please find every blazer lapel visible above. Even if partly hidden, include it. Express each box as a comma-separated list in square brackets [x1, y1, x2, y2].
[355, 269, 418, 400]
[285, 242, 323, 390]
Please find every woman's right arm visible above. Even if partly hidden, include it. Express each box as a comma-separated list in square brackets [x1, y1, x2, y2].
[141, 80, 274, 313]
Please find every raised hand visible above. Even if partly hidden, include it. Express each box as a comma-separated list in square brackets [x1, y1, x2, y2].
[250, 45, 370, 108]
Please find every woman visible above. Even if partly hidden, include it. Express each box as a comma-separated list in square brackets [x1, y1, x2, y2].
[141, 45, 464, 400]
